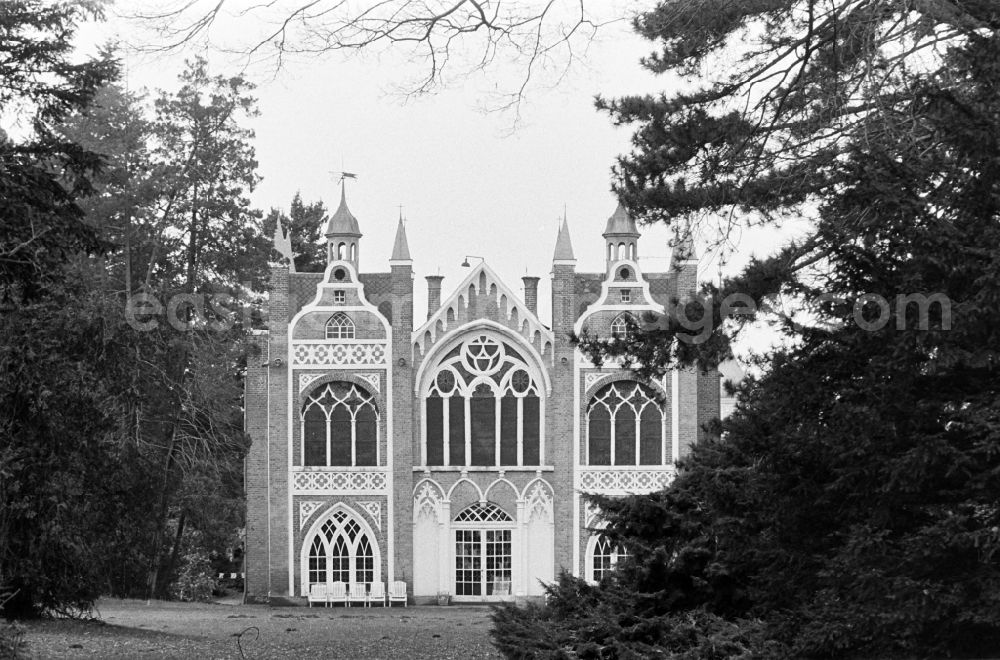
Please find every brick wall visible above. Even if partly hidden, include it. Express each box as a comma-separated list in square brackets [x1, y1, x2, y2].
[550, 263, 577, 573]
[267, 265, 291, 596]
[244, 332, 269, 602]
[390, 264, 415, 593]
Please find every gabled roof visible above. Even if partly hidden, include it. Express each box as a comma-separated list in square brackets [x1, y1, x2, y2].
[325, 184, 361, 237]
[603, 202, 639, 237]
[553, 216, 575, 261]
[390, 217, 411, 261]
[412, 260, 553, 355]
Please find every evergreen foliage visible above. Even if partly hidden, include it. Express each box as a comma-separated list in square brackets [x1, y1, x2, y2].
[263, 192, 328, 272]
[2, 18, 265, 618]
[495, 3, 1000, 658]
[0, 1, 117, 301]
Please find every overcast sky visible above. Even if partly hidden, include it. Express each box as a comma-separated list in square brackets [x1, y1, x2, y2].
[80, 2, 804, 361]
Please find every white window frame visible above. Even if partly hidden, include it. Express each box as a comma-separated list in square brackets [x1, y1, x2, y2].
[585, 380, 667, 466]
[325, 312, 355, 339]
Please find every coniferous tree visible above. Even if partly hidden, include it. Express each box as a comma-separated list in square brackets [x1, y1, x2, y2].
[494, 4, 1000, 658]
[263, 191, 327, 273]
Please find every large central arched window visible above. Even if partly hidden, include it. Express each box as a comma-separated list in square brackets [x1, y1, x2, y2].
[302, 382, 378, 466]
[587, 381, 665, 465]
[423, 334, 543, 466]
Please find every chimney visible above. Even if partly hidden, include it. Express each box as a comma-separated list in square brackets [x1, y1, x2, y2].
[426, 275, 444, 319]
[522, 276, 540, 317]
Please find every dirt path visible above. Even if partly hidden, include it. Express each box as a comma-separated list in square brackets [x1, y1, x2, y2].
[18, 599, 503, 659]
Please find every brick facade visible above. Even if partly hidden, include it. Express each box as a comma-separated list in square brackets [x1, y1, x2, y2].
[244, 200, 721, 603]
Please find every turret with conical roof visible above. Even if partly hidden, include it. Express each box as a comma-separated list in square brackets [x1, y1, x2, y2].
[603, 202, 640, 268]
[552, 216, 575, 263]
[325, 182, 362, 268]
[390, 215, 411, 263]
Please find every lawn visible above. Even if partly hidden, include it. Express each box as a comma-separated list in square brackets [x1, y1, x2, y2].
[15, 598, 503, 659]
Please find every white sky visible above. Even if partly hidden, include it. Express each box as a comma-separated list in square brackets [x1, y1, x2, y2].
[78, 2, 805, 363]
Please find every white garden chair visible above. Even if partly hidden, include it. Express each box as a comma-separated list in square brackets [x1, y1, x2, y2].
[388, 580, 407, 607]
[367, 581, 386, 607]
[308, 583, 328, 607]
[329, 581, 348, 607]
[347, 582, 368, 607]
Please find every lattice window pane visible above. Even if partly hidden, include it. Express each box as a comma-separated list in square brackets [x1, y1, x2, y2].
[308, 536, 326, 585]
[455, 530, 482, 596]
[454, 502, 513, 523]
[331, 536, 350, 583]
[485, 530, 512, 595]
[355, 535, 374, 584]
[592, 536, 613, 582]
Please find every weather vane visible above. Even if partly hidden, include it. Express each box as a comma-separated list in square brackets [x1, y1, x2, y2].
[330, 170, 357, 184]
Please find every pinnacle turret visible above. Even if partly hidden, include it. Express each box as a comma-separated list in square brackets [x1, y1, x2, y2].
[390, 216, 411, 262]
[553, 216, 575, 262]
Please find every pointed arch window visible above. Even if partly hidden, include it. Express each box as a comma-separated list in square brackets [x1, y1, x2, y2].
[587, 381, 665, 466]
[305, 510, 378, 591]
[325, 312, 355, 339]
[610, 313, 633, 339]
[588, 535, 631, 582]
[301, 382, 378, 466]
[423, 334, 544, 467]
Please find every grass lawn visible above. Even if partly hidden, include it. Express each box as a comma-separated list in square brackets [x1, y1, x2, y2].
[16, 598, 503, 659]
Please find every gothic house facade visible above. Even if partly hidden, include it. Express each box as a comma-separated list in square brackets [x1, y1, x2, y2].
[244, 187, 720, 603]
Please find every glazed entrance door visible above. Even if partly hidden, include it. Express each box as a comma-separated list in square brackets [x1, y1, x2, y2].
[455, 529, 512, 597]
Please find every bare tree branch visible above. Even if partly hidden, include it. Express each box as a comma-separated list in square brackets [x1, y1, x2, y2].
[121, 1, 629, 115]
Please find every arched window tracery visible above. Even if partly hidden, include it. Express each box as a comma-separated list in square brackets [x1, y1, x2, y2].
[301, 382, 378, 466]
[325, 312, 355, 339]
[423, 334, 543, 467]
[587, 381, 664, 466]
[610, 313, 633, 339]
[305, 509, 377, 590]
[589, 535, 631, 582]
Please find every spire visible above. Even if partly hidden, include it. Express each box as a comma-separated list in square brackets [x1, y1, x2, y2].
[390, 216, 411, 262]
[325, 183, 362, 237]
[553, 216, 575, 261]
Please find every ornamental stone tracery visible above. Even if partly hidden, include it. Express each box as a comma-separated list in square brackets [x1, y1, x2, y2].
[422, 333, 544, 467]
